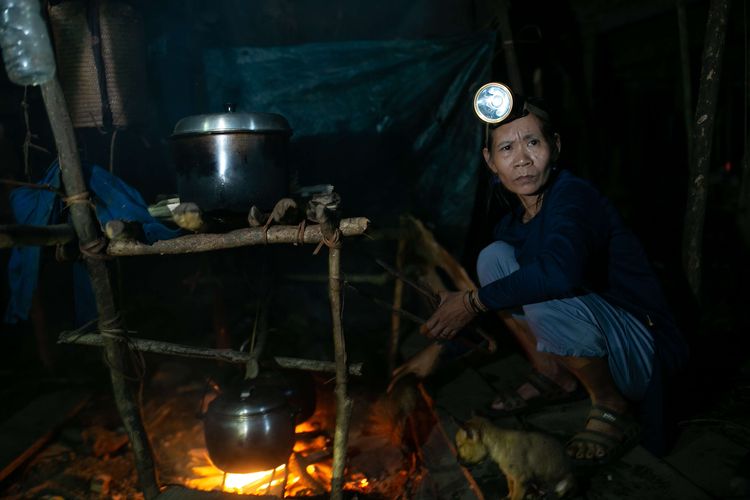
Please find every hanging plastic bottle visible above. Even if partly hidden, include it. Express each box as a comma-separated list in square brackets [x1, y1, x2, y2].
[0, 0, 56, 86]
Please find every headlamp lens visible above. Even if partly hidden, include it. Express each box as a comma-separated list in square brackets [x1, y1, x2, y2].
[474, 82, 514, 123]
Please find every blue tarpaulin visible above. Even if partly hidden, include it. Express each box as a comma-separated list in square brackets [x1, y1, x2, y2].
[4, 162, 182, 325]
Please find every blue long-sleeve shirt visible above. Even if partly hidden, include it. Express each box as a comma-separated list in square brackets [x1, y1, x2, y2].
[476, 169, 688, 373]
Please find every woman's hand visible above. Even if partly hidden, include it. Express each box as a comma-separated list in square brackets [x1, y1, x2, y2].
[420, 290, 476, 341]
[388, 342, 443, 392]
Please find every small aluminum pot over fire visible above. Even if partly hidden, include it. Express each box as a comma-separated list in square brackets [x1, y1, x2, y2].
[170, 105, 292, 213]
[201, 380, 296, 473]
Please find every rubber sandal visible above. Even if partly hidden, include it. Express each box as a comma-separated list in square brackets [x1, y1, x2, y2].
[480, 370, 588, 418]
[566, 404, 642, 468]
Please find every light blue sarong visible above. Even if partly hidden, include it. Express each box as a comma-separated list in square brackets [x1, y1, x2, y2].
[477, 241, 656, 401]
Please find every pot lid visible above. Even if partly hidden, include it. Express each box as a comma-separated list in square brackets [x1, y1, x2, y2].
[208, 382, 289, 417]
[172, 104, 292, 136]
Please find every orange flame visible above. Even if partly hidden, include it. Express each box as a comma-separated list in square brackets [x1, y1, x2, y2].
[186, 451, 287, 496]
[185, 421, 373, 497]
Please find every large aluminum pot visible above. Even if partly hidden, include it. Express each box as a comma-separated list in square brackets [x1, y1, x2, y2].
[203, 381, 296, 473]
[170, 107, 292, 213]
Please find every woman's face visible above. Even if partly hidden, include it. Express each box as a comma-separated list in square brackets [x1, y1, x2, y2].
[482, 113, 560, 200]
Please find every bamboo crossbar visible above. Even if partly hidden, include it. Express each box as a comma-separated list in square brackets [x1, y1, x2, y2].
[107, 217, 370, 256]
[0, 224, 75, 248]
[57, 331, 363, 376]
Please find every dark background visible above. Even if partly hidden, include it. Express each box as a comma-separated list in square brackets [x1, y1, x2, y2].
[0, 0, 747, 426]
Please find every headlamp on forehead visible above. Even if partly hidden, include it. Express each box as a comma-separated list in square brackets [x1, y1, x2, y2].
[474, 81, 525, 148]
[474, 81, 550, 125]
[474, 82, 553, 150]
[473, 82, 515, 124]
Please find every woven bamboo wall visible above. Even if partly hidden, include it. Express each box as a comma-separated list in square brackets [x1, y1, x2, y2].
[48, 0, 149, 128]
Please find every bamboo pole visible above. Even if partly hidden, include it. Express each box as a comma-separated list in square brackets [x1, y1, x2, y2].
[39, 78, 160, 499]
[496, 0, 524, 93]
[682, 0, 730, 299]
[57, 331, 363, 375]
[738, 0, 750, 246]
[0, 224, 74, 248]
[106, 218, 370, 256]
[387, 230, 407, 375]
[677, 0, 695, 164]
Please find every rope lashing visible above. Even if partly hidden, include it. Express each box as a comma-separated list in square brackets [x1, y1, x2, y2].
[79, 236, 112, 260]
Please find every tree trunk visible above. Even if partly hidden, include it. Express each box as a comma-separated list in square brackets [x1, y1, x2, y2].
[682, 0, 730, 299]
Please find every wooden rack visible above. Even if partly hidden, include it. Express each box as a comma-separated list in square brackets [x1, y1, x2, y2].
[5, 77, 368, 500]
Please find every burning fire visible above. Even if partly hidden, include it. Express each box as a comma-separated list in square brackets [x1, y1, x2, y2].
[186, 421, 372, 497]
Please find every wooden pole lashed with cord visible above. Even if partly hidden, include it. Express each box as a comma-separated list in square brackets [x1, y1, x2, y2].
[39, 78, 160, 499]
[317, 207, 353, 500]
[329, 239, 352, 500]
